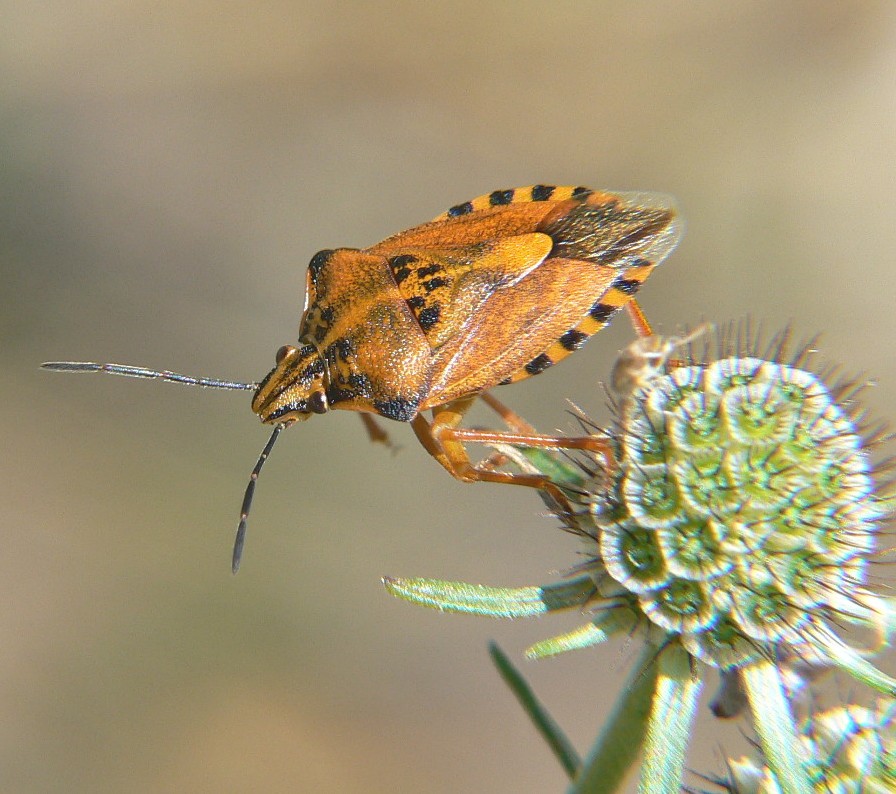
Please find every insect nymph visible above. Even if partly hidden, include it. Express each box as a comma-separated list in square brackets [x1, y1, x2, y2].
[44, 185, 682, 571]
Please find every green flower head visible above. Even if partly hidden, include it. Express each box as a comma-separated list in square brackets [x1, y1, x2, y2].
[385, 323, 896, 794]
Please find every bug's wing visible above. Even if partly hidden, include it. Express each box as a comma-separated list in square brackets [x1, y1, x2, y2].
[369, 193, 562, 251]
[420, 256, 622, 408]
[376, 233, 554, 350]
[419, 192, 683, 406]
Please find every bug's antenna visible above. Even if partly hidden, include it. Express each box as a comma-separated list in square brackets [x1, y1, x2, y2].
[232, 423, 285, 574]
[40, 361, 258, 391]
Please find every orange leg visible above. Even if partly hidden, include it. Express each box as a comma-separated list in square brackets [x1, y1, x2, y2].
[474, 390, 538, 470]
[477, 390, 538, 434]
[410, 397, 613, 515]
[359, 413, 399, 450]
[625, 298, 654, 338]
[409, 300, 656, 505]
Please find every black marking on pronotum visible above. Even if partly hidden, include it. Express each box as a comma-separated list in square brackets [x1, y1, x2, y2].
[347, 372, 373, 394]
[320, 305, 335, 324]
[326, 384, 359, 404]
[418, 303, 441, 331]
[610, 278, 642, 296]
[298, 356, 326, 382]
[325, 337, 355, 362]
[373, 397, 420, 422]
[531, 184, 555, 201]
[447, 201, 474, 217]
[524, 354, 553, 375]
[559, 329, 589, 351]
[407, 295, 426, 310]
[489, 189, 514, 206]
[308, 249, 334, 281]
[589, 301, 617, 324]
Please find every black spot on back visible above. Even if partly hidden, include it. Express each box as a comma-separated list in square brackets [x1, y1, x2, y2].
[416, 264, 442, 278]
[390, 255, 418, 267]
[422, 277, 449, 293]
[571, 186, 593, 200]
[448, 201, 474, 217]
[407, 295, 425, 310]
[525, 354, 553, 375]
[531, 184, 555, 201]
[589, 301, 617, 324]
[418, 303, 441, 331]
[389, 254, 418, 284]
[611, 278, 642, 296]
[559, 329, 589, 351]
[489, 189, 514, 206]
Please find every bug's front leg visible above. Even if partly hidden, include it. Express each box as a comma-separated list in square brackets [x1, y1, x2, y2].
[359, 413, 400, 451]
[410, 397, 613, 515]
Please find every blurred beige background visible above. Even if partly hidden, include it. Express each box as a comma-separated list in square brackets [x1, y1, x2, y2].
[3, 2, 895, 792]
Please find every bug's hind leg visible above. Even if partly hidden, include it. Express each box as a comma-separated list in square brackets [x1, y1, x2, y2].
[625, 298, 654, 338]
[410, 397, 613, 515]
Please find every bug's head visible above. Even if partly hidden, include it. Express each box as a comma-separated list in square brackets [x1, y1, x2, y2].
[252, 343, 329, 425]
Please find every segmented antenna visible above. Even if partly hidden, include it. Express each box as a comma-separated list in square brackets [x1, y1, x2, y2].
[232, 423, 284, 574]
[40, 361, 257, 391]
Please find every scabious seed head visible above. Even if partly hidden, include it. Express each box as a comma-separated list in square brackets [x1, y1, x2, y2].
[581, 334, 893, 669]
[386, 325, 894, 680]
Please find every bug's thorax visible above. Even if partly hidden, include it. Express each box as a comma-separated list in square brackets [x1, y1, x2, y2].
[252, 342, 330, 425]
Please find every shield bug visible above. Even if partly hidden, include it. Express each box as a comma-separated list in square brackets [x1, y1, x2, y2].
[43, 185, 682, 571]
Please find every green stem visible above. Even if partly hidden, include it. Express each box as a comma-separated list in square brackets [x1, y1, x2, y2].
[638, 643, 702, 794]
[567, 643, 659, 794]
[742, 659, 812, 794]
[489, 642, 581, 779]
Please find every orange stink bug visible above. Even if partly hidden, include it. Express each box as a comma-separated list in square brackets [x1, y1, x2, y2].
[43, 185, 682, 571]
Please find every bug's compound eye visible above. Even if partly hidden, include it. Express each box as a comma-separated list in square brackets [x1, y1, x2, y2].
[275, 345, 296, 364]
[307, 390, 328, 414]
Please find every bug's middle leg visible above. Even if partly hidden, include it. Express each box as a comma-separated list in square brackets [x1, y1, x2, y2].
[410, 397, 613, 514]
